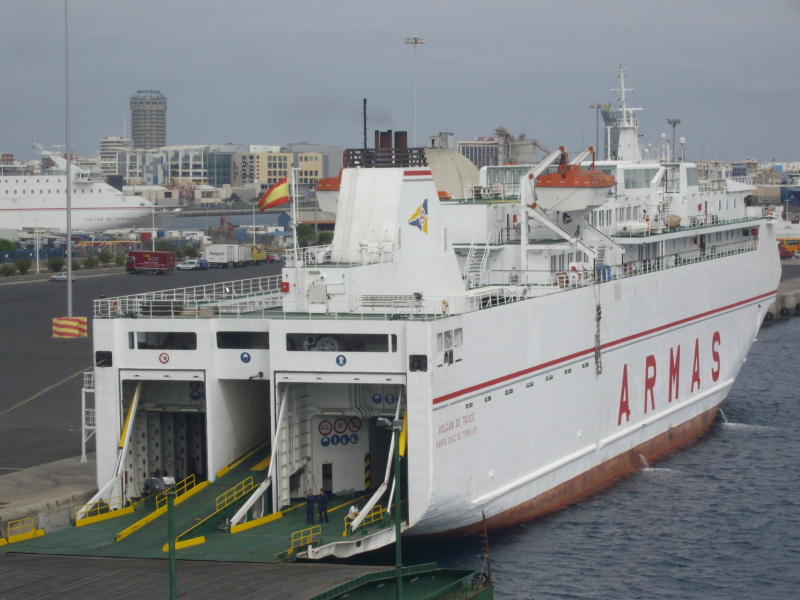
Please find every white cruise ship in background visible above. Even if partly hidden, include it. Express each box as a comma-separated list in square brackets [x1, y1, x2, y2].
[83, 69, 781, 561]
[0, 147, 164, 240]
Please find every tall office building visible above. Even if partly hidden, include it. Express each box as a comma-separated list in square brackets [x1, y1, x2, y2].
[99, 136, 132, 175]
[130, 90, 167, 150]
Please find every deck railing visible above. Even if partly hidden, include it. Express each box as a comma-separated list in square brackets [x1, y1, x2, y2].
[92, 229, 760, 322]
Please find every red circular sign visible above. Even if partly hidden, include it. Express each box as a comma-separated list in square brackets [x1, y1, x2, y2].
[333, 418, 348, 434]
[318, 420, 332, 436]
[159, 353, 170, 364]
[348, 417, 362, 433]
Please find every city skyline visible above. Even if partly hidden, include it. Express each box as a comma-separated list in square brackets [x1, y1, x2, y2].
[1, 0, 798, 164]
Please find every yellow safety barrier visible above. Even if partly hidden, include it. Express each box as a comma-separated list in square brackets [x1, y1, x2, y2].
[115, 479, 208, 542]
[216, 476, 254, 512]
[250, 455, 271, 471]
[155, 474, 197, 511]
[162, 536, 206, 552]
[288, 524, 321, 555]
[342, 504, 386, 538]
[230, 511, 282, 534]
[52, 316, 88, 338]
[216, 441, 269, 478]
[6, 517, 45, 544]
[161, 476, 255, 552]
[74, 496, 134, 527]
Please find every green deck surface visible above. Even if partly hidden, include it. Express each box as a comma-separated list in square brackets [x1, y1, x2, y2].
[1, 443, 375, 563]
[0, 446, 493, 599]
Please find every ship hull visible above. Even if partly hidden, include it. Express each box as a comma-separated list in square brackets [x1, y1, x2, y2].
[413, 401, 720, 539]
[405, 242, 775, 537]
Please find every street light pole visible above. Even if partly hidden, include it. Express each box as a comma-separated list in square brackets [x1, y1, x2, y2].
[392, 419, 403, 600]
[378, 416, 404, 600]
[405, 36, 425, 147]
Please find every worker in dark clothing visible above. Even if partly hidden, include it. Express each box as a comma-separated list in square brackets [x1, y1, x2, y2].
[317, 489, 329, 523]
[306, 489, 316, 524]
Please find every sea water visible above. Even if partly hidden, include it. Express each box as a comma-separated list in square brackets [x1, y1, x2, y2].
[400, 317, 800, 599]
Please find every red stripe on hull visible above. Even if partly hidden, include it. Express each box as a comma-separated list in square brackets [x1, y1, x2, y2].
[433, 290, 776, 406]
[411, 402, 721, 540]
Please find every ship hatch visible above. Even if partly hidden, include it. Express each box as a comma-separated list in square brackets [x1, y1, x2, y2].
[119, 371, 208, 501]
[269, 376, 408, 530]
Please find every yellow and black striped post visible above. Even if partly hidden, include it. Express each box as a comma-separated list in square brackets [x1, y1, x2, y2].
[364, 452, 371, 490]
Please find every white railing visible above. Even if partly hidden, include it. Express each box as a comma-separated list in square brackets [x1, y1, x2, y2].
[283, 243, 395, 267]
[93, 275, 282, 318]
[92, 238, 758, 322]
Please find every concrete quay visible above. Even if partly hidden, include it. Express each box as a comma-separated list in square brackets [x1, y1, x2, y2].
[765, 262, 800, 323]
[0, 454, 96, 537]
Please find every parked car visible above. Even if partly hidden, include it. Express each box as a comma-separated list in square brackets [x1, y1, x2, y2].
[778, 244, 792, 260]
[178, 260, 198, 270]
[50, 272, 76, 281]
[177, 259, 209, 270]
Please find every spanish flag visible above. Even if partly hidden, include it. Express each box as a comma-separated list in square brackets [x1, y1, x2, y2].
[257, 177, 289, 211]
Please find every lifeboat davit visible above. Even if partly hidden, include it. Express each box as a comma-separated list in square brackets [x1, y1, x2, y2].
[533, 146, 615, 211]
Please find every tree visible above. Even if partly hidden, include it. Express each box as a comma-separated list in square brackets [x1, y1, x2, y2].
[155, 240, 176, 253]
[1, 263, 16, 277]
[0, 239, 17, 252]
[83, 256, 99, 269]
[48, 257, 66, 273]
[296, 224, 317, 247]
[14, 257, 32, 275]
[114, 254, 126, 267]
[317, 231, 333, 245]
[97, 250, 113, 266]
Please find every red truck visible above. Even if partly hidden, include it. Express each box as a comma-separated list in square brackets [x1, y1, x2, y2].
[125, 250, 176, 274]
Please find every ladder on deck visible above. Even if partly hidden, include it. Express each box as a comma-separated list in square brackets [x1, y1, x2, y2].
[463, 234, 492, 289]
[595, 245, 608, 266]
[334, 170, 359, 260]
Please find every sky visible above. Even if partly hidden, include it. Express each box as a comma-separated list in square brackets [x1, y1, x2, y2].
[1, 0, 799, 165]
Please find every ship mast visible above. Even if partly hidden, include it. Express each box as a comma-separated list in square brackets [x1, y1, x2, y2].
[612, 66, 642, 163]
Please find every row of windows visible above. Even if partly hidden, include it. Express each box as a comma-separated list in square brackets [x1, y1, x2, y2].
[2, 179, 63, 184]
[4, 189, 103, 195]
[128, 331, 397, 353]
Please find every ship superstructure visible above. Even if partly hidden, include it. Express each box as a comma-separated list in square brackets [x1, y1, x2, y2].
[85, 72, 781, 560]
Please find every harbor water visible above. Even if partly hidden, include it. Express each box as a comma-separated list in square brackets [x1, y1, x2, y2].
[396, 317, 800, 599]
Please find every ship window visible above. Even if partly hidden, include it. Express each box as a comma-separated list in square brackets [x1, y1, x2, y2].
[443, 330, 453, 350]
[409, 354, 428, 372]
[130, 331, 197, 350]
[454, 328, 463, 346]
[216, 331, 269, 349]
[286, 333, 397, 352]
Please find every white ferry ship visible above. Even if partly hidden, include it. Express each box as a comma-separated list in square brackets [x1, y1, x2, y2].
[86, 71, 781, 559]
[0, 148, 166, 239]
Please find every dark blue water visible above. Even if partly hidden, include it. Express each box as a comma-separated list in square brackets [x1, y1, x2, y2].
[402, 317, 800, 599]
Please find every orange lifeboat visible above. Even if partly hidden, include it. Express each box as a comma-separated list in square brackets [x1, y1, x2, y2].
[533, 146, 615, 211]
[315, 170, 342, 213]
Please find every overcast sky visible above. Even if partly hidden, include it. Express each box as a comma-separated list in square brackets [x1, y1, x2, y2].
[2, 0, 799, 164]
